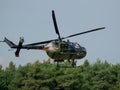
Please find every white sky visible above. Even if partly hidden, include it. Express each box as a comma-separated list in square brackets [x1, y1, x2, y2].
[0, 0, 120, 68]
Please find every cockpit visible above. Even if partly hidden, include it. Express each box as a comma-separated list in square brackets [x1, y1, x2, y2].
[70, 42, 86, 53]
[73, 43, 81, 49]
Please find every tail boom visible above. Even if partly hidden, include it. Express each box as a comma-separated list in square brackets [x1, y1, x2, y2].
[1, 37, 45, 57]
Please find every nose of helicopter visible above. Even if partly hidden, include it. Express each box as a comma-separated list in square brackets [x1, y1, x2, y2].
[81, 47, 87, 57]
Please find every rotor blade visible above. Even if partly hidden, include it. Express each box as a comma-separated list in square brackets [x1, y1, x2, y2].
[62, 27, 105, 39]
[52, 10, 62, 41]
[24, 27, 105, 46]
[24, 38, 58, 46]
[23, 10, 61, 46]
[15, 37, 24, 57]
[15, 48, 20, 57]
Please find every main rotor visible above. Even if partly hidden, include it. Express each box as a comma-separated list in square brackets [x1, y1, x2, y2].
[23, 10, 105, 46]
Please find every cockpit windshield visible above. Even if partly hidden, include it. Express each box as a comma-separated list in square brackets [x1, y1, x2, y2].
[73, 43, 80, 49]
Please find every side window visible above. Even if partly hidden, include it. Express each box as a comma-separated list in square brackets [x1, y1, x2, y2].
[60, 43, 69, 52]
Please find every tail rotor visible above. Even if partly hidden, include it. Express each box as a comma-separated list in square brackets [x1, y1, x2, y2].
[15, 37, 24, 57]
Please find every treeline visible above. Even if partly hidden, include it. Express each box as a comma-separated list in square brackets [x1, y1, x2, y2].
[0, 59, 120, 90]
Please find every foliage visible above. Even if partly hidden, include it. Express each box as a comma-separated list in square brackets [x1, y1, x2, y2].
[0, 59, 120, 90]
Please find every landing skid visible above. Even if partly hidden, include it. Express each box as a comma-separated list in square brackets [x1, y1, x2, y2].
[68, 59, 76, 67]
[71, 60, 76, 67]
[54, 59, 76, 67]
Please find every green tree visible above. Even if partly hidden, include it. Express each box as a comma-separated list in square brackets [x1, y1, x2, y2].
[0, 59, 120, 90]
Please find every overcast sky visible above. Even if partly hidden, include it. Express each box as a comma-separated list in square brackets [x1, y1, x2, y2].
[0, 0, 120, 68]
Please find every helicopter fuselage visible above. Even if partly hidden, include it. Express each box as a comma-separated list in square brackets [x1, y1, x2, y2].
[44, 41, 87, 61]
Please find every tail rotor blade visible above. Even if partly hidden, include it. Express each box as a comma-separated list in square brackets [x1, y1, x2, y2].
[15, 37, 24, 57]
[15, 48, 20, 57]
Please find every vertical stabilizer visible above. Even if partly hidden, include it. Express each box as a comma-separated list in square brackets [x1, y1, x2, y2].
[4, 37, 16, 48]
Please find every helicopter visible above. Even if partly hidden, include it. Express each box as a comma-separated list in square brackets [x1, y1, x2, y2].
[0, 10, 105, 67]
